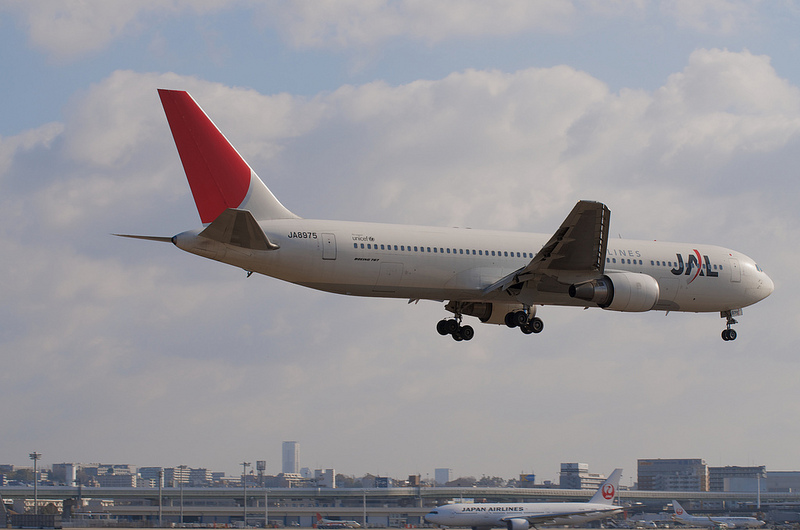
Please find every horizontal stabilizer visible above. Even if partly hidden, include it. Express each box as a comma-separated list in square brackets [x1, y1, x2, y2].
[199, 208, 279, 250]
[113, 234, 175, 243]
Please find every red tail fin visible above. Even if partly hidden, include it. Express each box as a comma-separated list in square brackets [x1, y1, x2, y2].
[159, 89, 251, 224]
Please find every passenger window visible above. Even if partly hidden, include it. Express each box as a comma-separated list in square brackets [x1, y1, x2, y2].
[367, 244, 371, 249]
[354, 243, 357, 249]
[427, 247, 431, 252]
[612, 258, 616, 263]
[360, 243, 364, 249]
[459, 249, 463, 254]
[446, 248, 450, 253]
[478, 250, 482, 255]
[719, 265, 723, 270]
[401, 245, 405, 251]
[433, 247, 437, 253]
[472, 250, 476, 255]
[414, 246, 418, 251]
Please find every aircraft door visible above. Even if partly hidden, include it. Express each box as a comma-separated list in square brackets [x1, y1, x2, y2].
[321, 233, 336, 260]
[729, 258, 741, 282]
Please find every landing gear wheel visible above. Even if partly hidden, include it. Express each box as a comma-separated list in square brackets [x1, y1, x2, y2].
[530, 317, 544, 334]
[513, 311, 528, 327]
[436, 319, 450, 335]
[519, 323, 533, 335]
[721, 310, 739, 342]
[451, 329, 463, 341]
[504, 312, 518, 328]
[460, 325, 475, 341]
[445, 319, 459, 334]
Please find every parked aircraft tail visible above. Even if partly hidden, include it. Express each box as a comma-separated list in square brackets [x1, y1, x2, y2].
[157, 89, 298, 224]
[589, 468, 623, 504]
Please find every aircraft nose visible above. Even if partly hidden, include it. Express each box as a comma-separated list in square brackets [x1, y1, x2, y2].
[763, 272, 775, 297]
[751, 270, 774, 303]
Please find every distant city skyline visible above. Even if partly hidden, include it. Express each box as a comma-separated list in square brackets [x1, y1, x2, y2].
[2, 453, 793, 493]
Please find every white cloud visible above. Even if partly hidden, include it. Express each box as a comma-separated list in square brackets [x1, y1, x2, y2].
[661, 0, 759, 34]
[3, 0, 229, 61]
[2, 49, 798, 476]
[258, 0, 576, 49]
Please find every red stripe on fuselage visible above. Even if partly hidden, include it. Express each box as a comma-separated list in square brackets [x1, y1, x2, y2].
[158, 89, 251, 224]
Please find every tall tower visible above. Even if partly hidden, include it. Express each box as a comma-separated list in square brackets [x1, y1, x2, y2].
[282, 441, 299, 474]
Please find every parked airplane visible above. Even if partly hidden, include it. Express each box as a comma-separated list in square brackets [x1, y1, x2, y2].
[671, 500, 764, 528]
[315, 513, 361, 528]
[118, 90, 774, 341]
[424, 468, 623, 530]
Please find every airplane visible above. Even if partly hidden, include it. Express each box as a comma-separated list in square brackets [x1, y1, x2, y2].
[671, 500, 764, 528]
[117, 90, 774, 341]
[314, 513, 361, 528]
[424, 468, 624, 530]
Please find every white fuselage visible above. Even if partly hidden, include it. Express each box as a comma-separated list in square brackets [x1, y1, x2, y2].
[424, 501, 623, 528]
[174, 218, 773, 314]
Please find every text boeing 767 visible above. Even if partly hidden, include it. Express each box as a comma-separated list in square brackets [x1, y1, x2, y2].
[118, 90, 774, 341]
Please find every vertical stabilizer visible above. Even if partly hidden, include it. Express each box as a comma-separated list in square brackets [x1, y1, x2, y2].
[589, 468, 622, 504]
[158, 89, 299, 224]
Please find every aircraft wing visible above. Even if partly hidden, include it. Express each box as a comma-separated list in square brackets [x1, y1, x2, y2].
[503, 508, 621, 525]
[483, 200, 610, 295]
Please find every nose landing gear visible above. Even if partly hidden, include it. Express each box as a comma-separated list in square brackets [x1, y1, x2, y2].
[721, 309, 742, 341]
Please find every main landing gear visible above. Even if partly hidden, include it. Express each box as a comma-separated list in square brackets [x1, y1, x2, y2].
[504, 307, 544, 335]
[721, 309, 741, 341]
[436, 318, 474, 341]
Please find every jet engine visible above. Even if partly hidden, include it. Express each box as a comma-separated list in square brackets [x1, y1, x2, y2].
[569, 271, 660, 312]
[446, 301, 526, 325]
[505, 518, 531, 530]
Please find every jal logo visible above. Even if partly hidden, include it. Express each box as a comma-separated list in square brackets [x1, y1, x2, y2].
[670, 250, 719, 283]
[602, 484, 615, 500]
[676, 509, 684, 516]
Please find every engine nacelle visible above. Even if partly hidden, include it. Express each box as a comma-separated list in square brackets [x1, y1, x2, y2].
[569, 272, 660, 312]
[445, 301, 526, 325]
[506, 518, 531, 530]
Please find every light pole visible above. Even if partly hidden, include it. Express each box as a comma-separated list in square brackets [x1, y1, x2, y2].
[29, 452, 41, 515]
[158, 469, 163, 527]
[241, 462, 250, 527]
[178, 465, 188, 526]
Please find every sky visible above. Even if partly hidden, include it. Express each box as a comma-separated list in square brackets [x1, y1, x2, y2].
[1, 0, 799, 487]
